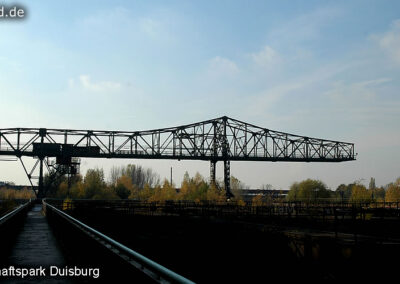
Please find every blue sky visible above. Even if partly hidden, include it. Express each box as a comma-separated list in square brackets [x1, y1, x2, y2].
[0, 0, 399, 190]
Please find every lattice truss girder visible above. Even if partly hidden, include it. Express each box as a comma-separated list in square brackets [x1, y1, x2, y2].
[0, 116, 355, 162]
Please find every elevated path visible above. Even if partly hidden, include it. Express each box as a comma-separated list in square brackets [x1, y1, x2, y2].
[0, 202, 193, 283]
[4, 204, 69, 283]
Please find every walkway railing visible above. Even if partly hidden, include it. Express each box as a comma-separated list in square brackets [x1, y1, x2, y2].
[45, 199, 400, 221]
[43, 200, 195, 284]
[0, 200, 31, 226]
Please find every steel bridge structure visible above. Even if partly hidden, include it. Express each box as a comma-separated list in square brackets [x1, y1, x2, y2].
[0, 116, 355, 198]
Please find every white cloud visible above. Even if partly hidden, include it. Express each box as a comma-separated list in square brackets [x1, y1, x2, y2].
[207, 56, 239, 77]
[268, 6, 343, 44]
[249, 82, 304, 115]
[250, 45, 278, 67]
[325, 78, 392, 103]
[372, 19, 400, 64]
[245, 61, 353, 116]
[72, 75, 122, 92]
[80, 7, 131, 34]
[139, 17, 162, 38]
[78, 7, 175, 44]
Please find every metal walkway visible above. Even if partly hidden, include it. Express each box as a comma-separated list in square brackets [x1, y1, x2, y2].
[1, 202, 194, 283]
[4, 204, 69, 283]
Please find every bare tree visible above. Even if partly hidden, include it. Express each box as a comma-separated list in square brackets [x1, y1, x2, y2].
[109, 166, 122, 186]
[260, 184, 274, 190]
[109, 164, 160, 189]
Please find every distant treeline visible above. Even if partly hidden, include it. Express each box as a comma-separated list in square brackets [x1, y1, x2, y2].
[42, 165, 400, 203]
[286, 177, 400, 203]
[0, 187, 35, 200]
[1, 164, 399, 204]
[46, 165, 235, 203]
[0, 188, 34, 216]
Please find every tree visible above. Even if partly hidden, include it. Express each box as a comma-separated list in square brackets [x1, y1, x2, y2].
[287, 179, 331, 202]
[123, 164, 160, 189]
[138, 183, 153, 201]
[371, 186, 385, 201]
[260, 184, 273, 190]
[287, 182, 300, 201]
[231, 176, 246, 201]
[109, 166, 122, 186]
[69, 176, 85, 199]
[92, 187, 119, 200]
[56, 181, 69, 198]
[176, 172, 225, 202]
[148, 184, 163, 202]
[386, 183, 400, 202]
[0, 187, 35, 200]
[83, 168, 106, 199]
[369, 177, 376, 190]
[349, 184, 371, 203]
[252, 194, 263, 206]
[158, 179, 177, 201]
[115, 175, 132, 199]
[43, 171, 67, 197]
[206, 183, 225, 202]
[110, 164, 161, 189]
[335, 183, 353, 200]
[177, 172, 191, 200]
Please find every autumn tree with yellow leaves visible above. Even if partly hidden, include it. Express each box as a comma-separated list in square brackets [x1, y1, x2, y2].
[385, 179, 400, 202]
[349, 183, 371, 203]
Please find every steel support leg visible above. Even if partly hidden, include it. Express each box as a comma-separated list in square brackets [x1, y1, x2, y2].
[210, 160, 216, 186]
[224, 160, 233, 199]
[38, 158, 44, 199]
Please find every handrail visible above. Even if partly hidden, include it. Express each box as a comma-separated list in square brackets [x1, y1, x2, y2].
[43, 201, 195, 284]
[0, 200, 31, 225]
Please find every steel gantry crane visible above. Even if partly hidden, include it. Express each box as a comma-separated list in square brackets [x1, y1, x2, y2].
[0, 116, 355, 198]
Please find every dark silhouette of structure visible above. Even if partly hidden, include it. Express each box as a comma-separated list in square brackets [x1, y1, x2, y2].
[0, 116, 355, 198]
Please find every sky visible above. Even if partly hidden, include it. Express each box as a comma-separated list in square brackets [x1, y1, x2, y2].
[0, 0, 399, 190]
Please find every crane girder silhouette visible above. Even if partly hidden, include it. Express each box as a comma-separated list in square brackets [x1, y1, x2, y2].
[0, 116, 355, 198]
